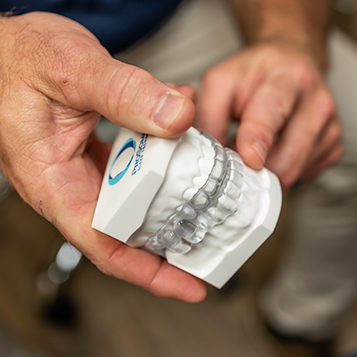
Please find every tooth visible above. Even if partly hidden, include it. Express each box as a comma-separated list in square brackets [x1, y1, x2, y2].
[217, 195, 238, 214]
[169, 239, 192, 254]
[202, 177, 218, 195]
[195, 223, 207, 241]
[191, 190, 209, 209]
[211, 160, 225, 180]
[208, 207, 226, 224]
[139, 129, 245, 256]
[214, 145, 226, 162]
[230, 158, 244, 174]
[224, 180, 241, 199]
[198, 158, 214, 176]
[174, 220, 196, 242]
[229, 169, 243, 188]
[178, 204, 197, 220]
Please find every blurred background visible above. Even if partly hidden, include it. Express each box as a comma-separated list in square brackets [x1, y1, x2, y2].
[1, 1, 357, 357]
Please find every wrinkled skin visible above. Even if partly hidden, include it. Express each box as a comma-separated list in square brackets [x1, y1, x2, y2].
[0, 12, 205, 302]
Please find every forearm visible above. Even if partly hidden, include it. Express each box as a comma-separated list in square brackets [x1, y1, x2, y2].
[226, 0, 332, 69]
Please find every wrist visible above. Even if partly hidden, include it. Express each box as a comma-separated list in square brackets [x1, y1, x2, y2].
[227, 0, 331, 72]
[251, 24, 329, 71]
[251, 35, 328, 72]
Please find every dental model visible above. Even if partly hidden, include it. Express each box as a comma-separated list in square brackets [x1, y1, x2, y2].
[92, 127, 281, 288]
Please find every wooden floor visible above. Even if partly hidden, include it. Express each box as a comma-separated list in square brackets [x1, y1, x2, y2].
[0, 191, 357, 357]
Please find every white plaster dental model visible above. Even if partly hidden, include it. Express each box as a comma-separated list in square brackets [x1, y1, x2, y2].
[92, 127, 282, 288]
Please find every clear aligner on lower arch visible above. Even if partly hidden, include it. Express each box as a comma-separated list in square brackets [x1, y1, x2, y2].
[145, 131, 244, 255]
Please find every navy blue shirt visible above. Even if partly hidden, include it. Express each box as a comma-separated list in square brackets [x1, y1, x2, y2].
[0, 0, 182, 54]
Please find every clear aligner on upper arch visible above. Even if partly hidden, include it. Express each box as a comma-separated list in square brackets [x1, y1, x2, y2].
[145, 131, 244, 256]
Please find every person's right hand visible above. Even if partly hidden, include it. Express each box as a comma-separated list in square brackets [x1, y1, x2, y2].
[0, 12, 206, 302]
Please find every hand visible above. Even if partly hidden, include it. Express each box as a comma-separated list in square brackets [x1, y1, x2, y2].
[0, 12, 206, 302]
[196, 42, 343, 190]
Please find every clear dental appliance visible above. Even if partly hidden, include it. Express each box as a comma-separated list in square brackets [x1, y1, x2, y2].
[92, 127, 282, 288]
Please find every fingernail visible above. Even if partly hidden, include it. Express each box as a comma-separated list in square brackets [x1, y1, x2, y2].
[251, 140, 267, 163]
[154, 93, 185, 129]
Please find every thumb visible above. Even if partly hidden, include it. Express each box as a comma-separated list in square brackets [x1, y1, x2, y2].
[41, 52, 195, 137]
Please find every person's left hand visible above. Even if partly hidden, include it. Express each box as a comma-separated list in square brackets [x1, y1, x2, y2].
[196, 42, 343, 191]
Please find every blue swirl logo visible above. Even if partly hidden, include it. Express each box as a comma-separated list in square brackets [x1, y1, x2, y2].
[108, 138, 136, 185]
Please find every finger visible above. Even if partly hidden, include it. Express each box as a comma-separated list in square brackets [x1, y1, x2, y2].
[87, 231, 207, 302]
[302, 141, 343, 181]
[176, 85, 197, 102]
[265, 90, 335, 189]
[302, 117, 342, 174]
[41, 155, 207, 302]
[166, 83, 197, 102]
[166, 82, 178, 89]
[236, 74, 300, 170]
[38, 50, 195, 138]
[196, 69, 236, 144]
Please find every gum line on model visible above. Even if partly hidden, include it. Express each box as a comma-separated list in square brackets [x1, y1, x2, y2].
[92, 127, 282, 288]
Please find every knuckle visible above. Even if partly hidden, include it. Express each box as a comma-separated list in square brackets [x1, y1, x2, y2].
[242, 120, 274, 147]
[42, 36, 105, 91]
[42, 39, 91, 90]
[292, 62, 316, 89]
[269, 93, 291, 120]
[114, 66, 154, 113]
[48, 39, 84, 74]
[256, 76, 295, 125]
[201, 67, 225, 87]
